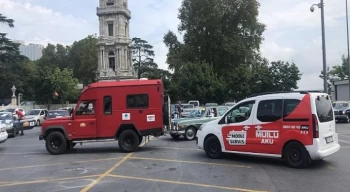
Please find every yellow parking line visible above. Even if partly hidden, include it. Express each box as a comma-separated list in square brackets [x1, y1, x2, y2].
[80, 153, 133, 192]
[107, 174, 267, 192]
[0, 174, 100, 188]
[0, 157, 123, 171]
[151, 146, 200, 151]
[129, 156, 251, 168]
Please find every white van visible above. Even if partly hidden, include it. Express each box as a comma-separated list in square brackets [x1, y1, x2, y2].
[196, 91, 340, 168]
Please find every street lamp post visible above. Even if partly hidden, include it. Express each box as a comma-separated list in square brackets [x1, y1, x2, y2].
[346, 0, 350, 99]
[310, 0, 328, 94]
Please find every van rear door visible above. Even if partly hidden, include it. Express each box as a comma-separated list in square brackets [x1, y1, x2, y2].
[312, 94, 337, 149]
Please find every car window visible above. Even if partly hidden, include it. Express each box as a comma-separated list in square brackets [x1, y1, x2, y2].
[257, 99, 283, 122]
[224, 101, 255, 124]
[315, 95, 333, 122]
[283, 99, 300, 118]
[104, 96, 112, 115]
[76, 101, 95, 116]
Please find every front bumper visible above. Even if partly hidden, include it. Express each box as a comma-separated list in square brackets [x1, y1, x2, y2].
[169, 130, 185, 135]
[335, 115, 348, 121]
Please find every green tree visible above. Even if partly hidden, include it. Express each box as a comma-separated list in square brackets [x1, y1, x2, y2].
[131, 37, 157, 78]
[68, 35, 98, 85]
[268, 61, 302, 91]
[0, 14, 28, 100]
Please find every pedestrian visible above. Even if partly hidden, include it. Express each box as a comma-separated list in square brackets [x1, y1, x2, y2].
[176, 101, 182, 118]
[15, 110, 25, 135]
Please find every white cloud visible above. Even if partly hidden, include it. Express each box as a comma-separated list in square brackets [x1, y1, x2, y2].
[0, 0, 97, 46]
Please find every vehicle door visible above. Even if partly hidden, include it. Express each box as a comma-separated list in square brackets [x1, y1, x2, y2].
[220, 100, 256, 152]
[73, 101, 97, 137]
[100, 95, 115, 137]
[250, 96, 283, 154]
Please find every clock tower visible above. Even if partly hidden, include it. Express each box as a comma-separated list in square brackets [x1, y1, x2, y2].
[96, 0, 136, 81]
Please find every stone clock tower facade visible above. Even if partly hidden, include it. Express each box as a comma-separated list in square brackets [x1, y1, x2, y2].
[96, 0, 136, 81]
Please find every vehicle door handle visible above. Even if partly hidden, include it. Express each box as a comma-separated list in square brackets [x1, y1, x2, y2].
[89, 122, 95, 125]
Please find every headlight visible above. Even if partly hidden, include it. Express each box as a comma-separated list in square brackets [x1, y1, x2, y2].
[343, 111, 346, 115]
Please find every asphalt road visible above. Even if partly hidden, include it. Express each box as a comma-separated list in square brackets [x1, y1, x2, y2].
[0, 124, 349, 192]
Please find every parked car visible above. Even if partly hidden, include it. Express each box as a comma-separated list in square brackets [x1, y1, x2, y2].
[170, 106, 229, 140]
[0, 122, 8, 144]
[224, 102, 236, 107]
[196, 91, 340, 168]
[46, 110, 71, 120]
[188, 100, 200, 107]
[25, 109, 48, 126]
[332, 101, 350, 123]
[4, 108, 26, 119]
[205, 103, 218, 107]
[1, 111, 36, 137]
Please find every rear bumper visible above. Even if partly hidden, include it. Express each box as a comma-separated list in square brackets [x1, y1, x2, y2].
[305, 135, 340, 160]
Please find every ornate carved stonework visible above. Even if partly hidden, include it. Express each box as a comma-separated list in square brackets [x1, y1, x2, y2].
[96, 0, 136, 82]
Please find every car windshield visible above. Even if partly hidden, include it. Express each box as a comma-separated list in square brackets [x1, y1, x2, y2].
[47, 111, 69, 118]
[188, 109, 205, 118]
[333, 102, 349, 109]
[27, 110, 40, 115]
[0, 113, 12, 120]
[4, 108, 15, 113]
[182, 104, 194, 109]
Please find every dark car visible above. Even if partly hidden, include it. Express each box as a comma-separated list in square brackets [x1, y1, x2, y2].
[46, 110, 71, 120]
[333, 101, 350, 123]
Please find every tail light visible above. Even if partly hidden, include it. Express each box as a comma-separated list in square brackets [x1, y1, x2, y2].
[312, 114, 319, 138]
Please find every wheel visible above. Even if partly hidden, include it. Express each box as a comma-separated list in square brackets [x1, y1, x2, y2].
[170, 134, 180, 139]
[45, 131, 67, 155]
[12, 128, 16, 138]
[204, 136, 223, 159]
[283, 141, 310, 168]
[36, 120, 41, 126]
[118, 130, 140, 153]
[184, 126, 196, 140]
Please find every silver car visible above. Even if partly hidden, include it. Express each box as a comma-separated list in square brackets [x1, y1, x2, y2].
[25, 109, 48, 126]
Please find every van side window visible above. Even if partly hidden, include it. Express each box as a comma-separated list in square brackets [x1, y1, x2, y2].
[104, 96, 112, 115]
[223, 100, 255, 124]
[257, 99, 283, 122]
[283, 99, 300, 118]
[76, 101, 94, 116]
[126, 94, 149, 108]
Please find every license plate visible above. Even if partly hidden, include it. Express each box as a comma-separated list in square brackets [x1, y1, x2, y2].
[325, 136, 333, 144]
[30, 121, 35, 126]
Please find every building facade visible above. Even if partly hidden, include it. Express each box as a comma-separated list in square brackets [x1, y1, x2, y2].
[96, 0, 136, 81]
[331, 80, 350, 101]
[14, 41, 44, 61]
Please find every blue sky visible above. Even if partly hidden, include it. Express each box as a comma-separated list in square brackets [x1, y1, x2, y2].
[0, 0, 348, 90]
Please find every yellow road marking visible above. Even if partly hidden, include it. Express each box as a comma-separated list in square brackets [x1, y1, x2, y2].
[107, 174, 267, 192]
[80, 135, 154, 192]
[0, 157, 123, 172]
[129, 156, 251, 168]
[0, 174, 100, 188]
[80, 153, 133, 192]
[151, 146, 200, 151]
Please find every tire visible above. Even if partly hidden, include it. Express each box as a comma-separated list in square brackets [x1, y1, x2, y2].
[283, 141, 310, 168]
[170, 134, 180, 139]
[184, 126, 197, 140]
[12, 128, 16, 138]
[204, 136, 223, 159]
[45, 131, 67, 155]
[118, 130, 139, 153]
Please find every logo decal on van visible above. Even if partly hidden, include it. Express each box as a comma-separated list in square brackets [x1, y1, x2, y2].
[122, 113, 131, 120]
[226, 131, 246, 145]
[147, 114, 155, 122]
[256, 130, 279, 144]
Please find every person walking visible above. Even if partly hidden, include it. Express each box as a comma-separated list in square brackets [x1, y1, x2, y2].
[176, 101, 182, 118]
[15, 110, 25, 135]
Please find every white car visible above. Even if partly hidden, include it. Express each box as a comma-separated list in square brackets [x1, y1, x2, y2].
[25, 109, 48, 126]
[0, 123, 9, 144]
[196, 91, 340, 168]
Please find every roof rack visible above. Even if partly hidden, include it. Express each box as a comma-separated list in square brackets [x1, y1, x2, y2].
[247, 90, 324, 98]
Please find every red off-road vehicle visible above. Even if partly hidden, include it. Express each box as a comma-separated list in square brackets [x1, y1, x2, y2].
[39, 79, 171, 155]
